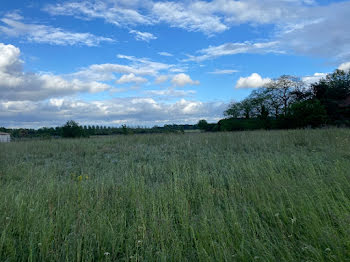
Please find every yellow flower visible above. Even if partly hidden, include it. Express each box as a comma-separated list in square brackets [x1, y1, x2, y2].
[78, 175, 83, 182]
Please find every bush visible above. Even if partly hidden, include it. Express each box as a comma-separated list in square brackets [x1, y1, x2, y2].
[289, 99, 328, 127]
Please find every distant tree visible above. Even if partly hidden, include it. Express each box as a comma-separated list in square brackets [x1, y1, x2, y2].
[122, 124, 129, 135]
[62, 120, 84, 138]
[197, 119, 209, 130]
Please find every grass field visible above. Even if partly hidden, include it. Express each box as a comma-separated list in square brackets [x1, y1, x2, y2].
[0, 129, 350, 261]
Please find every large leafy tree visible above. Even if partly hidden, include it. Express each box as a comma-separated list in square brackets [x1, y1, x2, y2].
[62, 120, 84, 138]
[312, 69, 350, 121]
[265, 75, 304, 117]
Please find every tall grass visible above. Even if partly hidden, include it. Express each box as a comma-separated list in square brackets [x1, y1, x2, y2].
[0, 128, 349, 261]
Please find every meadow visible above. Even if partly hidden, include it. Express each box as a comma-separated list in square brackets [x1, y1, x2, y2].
[0, 128, 350, 261]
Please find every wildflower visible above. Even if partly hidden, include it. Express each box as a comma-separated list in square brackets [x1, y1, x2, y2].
[38, 243, 42, 246]
[78, 175, 83, 182]
[291, 217, 297, 224]
[104, 252, 110, 256]
[85, 175, 89, 180]
[325, 248, 331, 252]
[254, 256, 259, 260]
[6, 217, 10, 220]
[274, 213, 280, 217]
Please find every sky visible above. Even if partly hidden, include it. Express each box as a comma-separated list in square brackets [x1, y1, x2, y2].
[1, 0, 350, 128]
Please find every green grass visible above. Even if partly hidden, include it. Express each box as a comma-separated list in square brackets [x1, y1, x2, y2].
[0, 129, 350, 261]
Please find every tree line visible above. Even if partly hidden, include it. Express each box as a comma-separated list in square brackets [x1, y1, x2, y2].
[0, 122, 199, 139]
[218, 69, 350, 131]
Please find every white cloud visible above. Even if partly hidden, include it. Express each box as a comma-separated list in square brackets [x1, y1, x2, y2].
[116, 73, 148, 84]
[145, 88, 196, 97]
[42, 0, 350, 64]
[302, 72, 327, 85]
[129, 30, 157, 42]
[277, 1, 350, 61]
[171, 73, 200, 87]
[0, 17, 113, 46]
[209, 69, 239, 75]
[235, 73, 271, 88]
[0, 43, 110, 101]
[154, 75, 169, 84]
[338, 62, 350, 72]
[73, 55, 179, 82]
[151, 1, 227, 35]
[44, 0, 151, 27]
[0, 97, 227, 128]
[186, 41, 281, 62]
[158, 52, 173, 57]
[42, 0, 312, 36]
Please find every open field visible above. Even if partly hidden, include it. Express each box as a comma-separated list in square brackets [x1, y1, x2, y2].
[0, 129, 350, 261]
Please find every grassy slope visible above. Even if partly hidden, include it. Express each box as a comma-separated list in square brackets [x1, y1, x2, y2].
[0, 129, 349, 261]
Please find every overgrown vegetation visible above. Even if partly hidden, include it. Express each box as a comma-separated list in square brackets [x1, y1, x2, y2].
[1, 129, 349, 261]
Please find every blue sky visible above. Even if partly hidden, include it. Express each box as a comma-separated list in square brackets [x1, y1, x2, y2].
[1, 0, 350, 128]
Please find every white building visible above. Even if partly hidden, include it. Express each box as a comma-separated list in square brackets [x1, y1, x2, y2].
[0, 132, 11, 142]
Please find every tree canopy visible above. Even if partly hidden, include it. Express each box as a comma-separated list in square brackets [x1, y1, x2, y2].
[223, 69, 350, 129]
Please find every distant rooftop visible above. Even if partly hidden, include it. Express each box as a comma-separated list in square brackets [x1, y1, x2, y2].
[0, 132, 10, 135]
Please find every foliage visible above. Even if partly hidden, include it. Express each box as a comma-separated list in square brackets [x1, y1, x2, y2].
[197, 119, 209, 130]
[289, 99, 328, 127]
[62, 120, 85, 138]
[312, 69, 350, 121]
[0, 129, 349, 261]
[224, 69, 350, 130]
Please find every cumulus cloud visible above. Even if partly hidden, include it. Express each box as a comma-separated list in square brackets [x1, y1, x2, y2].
[0, 97, 227, 128]
[186, 41, 281, 62]
[0, 42, 226, 127]
[154, 75, 169, 84]
[338, 62, 350, 72]
[116, 73, 148, 84]
[129, 30, 157, 42]
[171, 73, 200, 87]
[0, 16, 113, 46]
[302, 72, 327, 85]
[72, 54, 180, 82]
[235, 73, 271, 88]
[0, 43, 110, 101]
